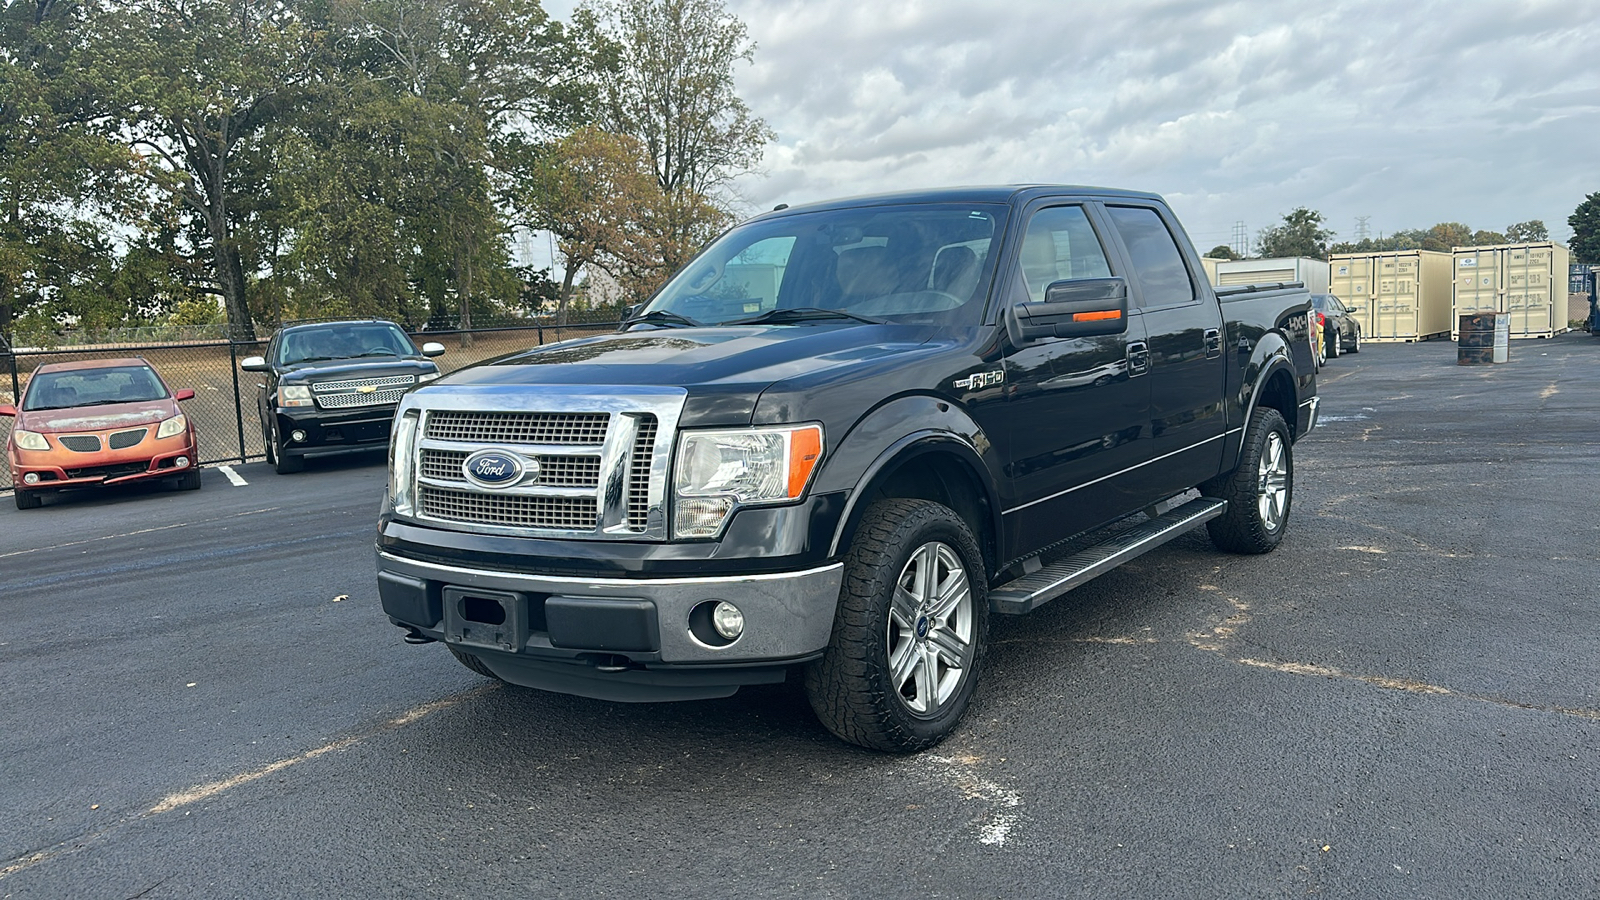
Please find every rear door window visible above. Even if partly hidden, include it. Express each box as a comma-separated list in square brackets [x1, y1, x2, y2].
[1106, 206, 1196, 308]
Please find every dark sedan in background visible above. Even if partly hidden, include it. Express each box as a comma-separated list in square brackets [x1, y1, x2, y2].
[1311, 293, 1361, 358]
[241, 320, 444, 474]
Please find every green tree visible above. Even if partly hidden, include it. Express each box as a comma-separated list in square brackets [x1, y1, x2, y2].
[96, 0, 316, 340]
[0, 0, 136, 340]
[594, 0, 773, 290]
[1572, 194, 1600, 265]
[1256, 208, 1334, 260]
[506, 125, 661, 321]
[1205, 244, 1237, 260]
[1505, 220, 1548, 243]
[1471, 229, 1507, 246]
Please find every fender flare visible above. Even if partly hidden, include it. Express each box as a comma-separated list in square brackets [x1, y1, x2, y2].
[827, 429, 1003, 560]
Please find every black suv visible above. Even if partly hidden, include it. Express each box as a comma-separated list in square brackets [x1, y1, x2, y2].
[241, 320, 445, 473]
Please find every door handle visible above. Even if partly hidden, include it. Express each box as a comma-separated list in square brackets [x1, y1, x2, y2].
[1127, 341, 1150, 377]
[1204, 328, 1222, 359]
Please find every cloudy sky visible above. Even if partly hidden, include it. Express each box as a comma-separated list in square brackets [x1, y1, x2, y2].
[546, 0, 1600, 254]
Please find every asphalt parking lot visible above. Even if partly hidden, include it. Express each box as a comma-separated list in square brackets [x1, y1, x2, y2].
[1, 334, 1596, 899]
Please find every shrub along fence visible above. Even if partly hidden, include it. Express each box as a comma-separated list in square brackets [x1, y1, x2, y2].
[1, 318, 621, 493]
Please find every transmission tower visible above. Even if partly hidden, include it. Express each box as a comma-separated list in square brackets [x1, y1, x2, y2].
[1231, 221, 1248, 258]
[1354, 216, 1371, 242]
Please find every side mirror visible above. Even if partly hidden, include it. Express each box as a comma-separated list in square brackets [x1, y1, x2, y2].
[1006, 277, 1130, 344]
[174, 389, 196, 402]
[623, 303, 644, 321]
[421, 342, 446, 357]
[0, 404, 16, 417]
[240, 356, 271, 372]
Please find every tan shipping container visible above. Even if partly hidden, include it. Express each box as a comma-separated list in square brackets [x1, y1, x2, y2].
[1451, 242, 1571, 339]
[1328, 250, 1453, 342]
[1199, 256, 1222, 286]
[1215, 257, 1330, 294]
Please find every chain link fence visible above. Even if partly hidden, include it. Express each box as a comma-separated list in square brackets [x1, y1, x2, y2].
[1, 317, 622, 493]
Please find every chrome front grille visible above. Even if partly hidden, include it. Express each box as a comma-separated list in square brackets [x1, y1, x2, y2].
[419, 485, 599, 530]
[425, 411, 609, 445]
[419, 448, 602, 488]
[404, 389, 684, 541]
[314, 374, 416, 410]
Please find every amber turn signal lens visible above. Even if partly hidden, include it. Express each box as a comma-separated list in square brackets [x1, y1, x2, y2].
[787, 425, 823, 498]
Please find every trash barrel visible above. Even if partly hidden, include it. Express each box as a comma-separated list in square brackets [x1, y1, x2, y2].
[1457, 313, 1505, 365]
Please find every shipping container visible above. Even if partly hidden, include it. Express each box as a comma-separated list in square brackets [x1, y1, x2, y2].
[1214, 257, 1330, 294]
[1452, 242, 1571, 339]
[1328, 250, 1453, 342]
[1199, 256, 1222, 285]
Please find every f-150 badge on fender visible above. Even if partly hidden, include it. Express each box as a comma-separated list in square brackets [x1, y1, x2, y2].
[954, 371, 1004, 390]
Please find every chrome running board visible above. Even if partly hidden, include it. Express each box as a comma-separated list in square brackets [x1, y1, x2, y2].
[988, 497, 1227, 615]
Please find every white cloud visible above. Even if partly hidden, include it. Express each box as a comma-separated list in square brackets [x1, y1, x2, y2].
[550, 0, 1600, 245]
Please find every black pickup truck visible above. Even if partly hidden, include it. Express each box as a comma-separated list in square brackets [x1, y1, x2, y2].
[375, 186, 1318, 751]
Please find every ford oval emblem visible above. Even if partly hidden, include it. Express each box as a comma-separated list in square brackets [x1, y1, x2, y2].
[462, 449, 532, 489]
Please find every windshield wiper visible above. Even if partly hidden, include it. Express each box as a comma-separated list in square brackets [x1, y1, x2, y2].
[729, 307, 883, 326]
[623, 309, 699, 329]
[356, 349, 398, 357]
[286, 356, 337, 364]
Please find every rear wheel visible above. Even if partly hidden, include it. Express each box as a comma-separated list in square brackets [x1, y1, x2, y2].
[805, 498, 989, 753]
[1201, 407, 1293, 554]
[14, 488, 43, 510]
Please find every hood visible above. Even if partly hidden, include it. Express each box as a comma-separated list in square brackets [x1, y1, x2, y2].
[278, 356, 438, 384]
[428, 324, 936, 426]
[21, 398, 181, 434]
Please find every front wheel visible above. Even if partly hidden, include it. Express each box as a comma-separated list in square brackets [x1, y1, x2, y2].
[805, 498, 989, 753]
[1327, 329, 1341, 358]
[14, 488, 43, 510]
[272, 423, 304, 474]
[1201, 407, 1293, 554]
[1348, 328, 1360, 353]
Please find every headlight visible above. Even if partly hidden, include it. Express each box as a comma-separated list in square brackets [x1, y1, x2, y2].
[155, 413, 188, 439]
[388, 410, 420, 516]
[672, 424, 823, 538]
[278, 385, 314, 407]
[12, 429, 49, 451]
[417, 371, 441, 383]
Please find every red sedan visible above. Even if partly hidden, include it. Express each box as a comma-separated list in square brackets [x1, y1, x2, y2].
[2, 357, 201, 510]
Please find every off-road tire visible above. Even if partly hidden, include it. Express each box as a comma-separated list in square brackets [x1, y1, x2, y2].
[1201, 407, 1293, 554]
[448, 646, 503, 681]
[14, 489, 43, 510]
[804, 498, 989, 753]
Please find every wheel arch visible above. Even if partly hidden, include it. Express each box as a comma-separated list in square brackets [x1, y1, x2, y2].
[828, 433, 1001, 578]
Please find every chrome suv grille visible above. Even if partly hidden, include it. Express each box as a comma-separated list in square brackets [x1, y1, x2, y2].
[404, 390, 684, 541]
[314, 374, 416, 409]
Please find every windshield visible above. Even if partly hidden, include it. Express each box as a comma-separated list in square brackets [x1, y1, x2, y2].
[23, 365, 170, 410]
[643, 203, 1008, 327]
[277, 323, 419, 365]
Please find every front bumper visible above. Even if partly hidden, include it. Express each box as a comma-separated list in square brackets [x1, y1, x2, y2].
[377, 550, 844, 701]
[11, 434, 198, 490]
[274, 405, 397, 458]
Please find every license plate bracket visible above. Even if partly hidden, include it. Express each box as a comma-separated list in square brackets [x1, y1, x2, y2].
[442, 586, 526, 652]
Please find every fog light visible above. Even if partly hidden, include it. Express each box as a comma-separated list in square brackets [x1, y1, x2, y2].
[175, 456, 191, 468]
[291, 430, 307, 443]
[711, 602, 744, 640]
[23, 473, 40, 485]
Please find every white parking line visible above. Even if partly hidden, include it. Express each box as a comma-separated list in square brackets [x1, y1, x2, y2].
[217, 465, 248, 486]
